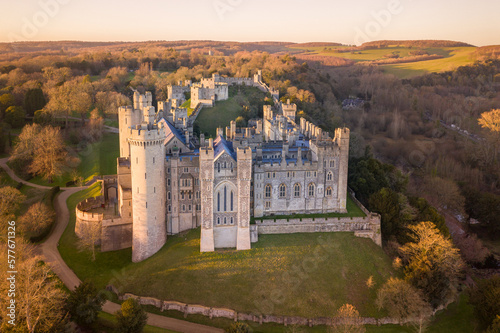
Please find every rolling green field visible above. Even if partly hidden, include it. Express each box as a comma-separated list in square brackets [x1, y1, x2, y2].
[288, 45, 477, 78]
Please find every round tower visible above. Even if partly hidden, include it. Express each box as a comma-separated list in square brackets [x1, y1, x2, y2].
[129, 123, 167, 262]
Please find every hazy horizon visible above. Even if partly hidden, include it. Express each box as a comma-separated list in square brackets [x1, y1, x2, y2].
[1, 0, 499, 46]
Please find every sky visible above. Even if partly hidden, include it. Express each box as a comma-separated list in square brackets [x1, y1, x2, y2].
[1, 0, 499, 46]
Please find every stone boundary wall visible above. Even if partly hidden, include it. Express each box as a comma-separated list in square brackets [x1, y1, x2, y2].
[118, 292, 403, 327]
[253, 213, 382, 246]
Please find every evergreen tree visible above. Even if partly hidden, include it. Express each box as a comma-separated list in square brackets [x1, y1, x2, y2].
[116, 298, 148, 333]
[66, 280, 106, 328]
[24, 88, 46, 117]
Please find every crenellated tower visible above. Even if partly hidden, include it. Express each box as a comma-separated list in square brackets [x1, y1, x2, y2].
[335, 127, 350, 212]
[199, 142, 215, 252]
[129, 122, 167, 262]
[236, 146, 252, 250]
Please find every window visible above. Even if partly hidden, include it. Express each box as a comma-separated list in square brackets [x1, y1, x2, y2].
[326, 187, 332, 196]
[196, 191, 200, 199]
[188, 193, 192, 200]
[218, 163, 220, 172]
[265, 201, 271, 209]
[267, 172, 271, 179]
[308, 183, 315, 197]
[224, 217, 227, 225]
[230, 191, 234, 211]
[217, 217, 221, 225]
[217, 192, 220, 212]
[230, 217, 234, 225]
[153, 157, 155, 164]
[154, 187, 156, 193]
[167, 192, 171, 200]
[196, 204, 201, 211]
[184, 167, 189, 173]
[224, 186, 227, 212]
[294, 183, 301, 198]
[327, 172, 333, 181]
[181, 193, 185, 200]
[168, 205, 171, 212]
[188, 204, 191, 211]
[182, 204, 185, 212]
[273, 172, 276, 178]
[167, 168, 170, 173]
[330, 160, 334, 168]
[167, 179, 170, 186]
[265, 184, 272, 198]
[314, 171, 317, 177]
[279, 184, 286, 198]
[306, 171, 311, 177]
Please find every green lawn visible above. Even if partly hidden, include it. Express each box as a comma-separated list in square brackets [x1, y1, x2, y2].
[104, 119, 119, 128]
[194, 97, 244, 137]
[62, 220, 396, 319]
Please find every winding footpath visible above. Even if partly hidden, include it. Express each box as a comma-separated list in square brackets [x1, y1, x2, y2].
[0, 157, 222, 333]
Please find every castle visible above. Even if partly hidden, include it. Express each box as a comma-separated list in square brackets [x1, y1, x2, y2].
[75, 71, 381, 263]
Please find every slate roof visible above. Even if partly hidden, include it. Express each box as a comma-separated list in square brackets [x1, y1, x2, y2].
[213, 135, 236, 161]
[158, 118, 186, 145]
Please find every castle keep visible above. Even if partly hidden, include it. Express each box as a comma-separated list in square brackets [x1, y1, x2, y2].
[75, 71, 381, 263]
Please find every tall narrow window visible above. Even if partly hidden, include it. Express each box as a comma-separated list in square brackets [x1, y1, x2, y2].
[224, 186, 227, 212]
[230, 191, 233, 211]
[327, 172, 333, 181]
[217, 192, 220, 212]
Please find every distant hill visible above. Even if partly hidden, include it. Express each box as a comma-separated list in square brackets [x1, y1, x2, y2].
[360, 40, 474, 48]
[474, 45, 500, 60]
[288, 42, 344, 48]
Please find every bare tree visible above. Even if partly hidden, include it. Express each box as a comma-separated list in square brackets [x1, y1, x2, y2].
[78, 221, 102, 261]
[376, 277, 432, 332]
[0, 239, 67, 332]
[330, 304, 366, 333]
[18, 202, 55, 239]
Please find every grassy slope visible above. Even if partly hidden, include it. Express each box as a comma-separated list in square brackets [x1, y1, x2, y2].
[194, 97, 243, 137]
[61, 183, 395, 318]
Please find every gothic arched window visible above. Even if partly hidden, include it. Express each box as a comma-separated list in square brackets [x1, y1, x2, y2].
[265, 184, 272, 198]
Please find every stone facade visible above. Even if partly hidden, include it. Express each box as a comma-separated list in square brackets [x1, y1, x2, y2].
[75, 71, 380, 263]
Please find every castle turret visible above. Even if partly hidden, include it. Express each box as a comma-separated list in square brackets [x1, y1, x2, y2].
[200, 145, 215, 252]
[335, 128, 350, 212]
[129, 123, 167, 262]
[236, 147, 252, 250]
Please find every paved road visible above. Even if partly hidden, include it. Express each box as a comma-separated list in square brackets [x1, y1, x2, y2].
[0, 159, 223, 333]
